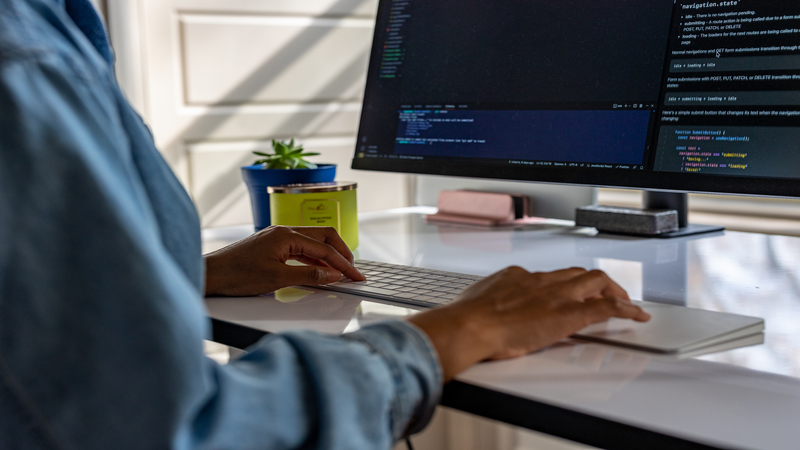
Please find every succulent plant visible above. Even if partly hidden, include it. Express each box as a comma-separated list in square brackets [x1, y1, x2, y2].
[252, 139, 320, 169]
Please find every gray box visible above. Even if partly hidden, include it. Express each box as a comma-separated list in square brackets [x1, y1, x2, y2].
[576, 205, 679, 236]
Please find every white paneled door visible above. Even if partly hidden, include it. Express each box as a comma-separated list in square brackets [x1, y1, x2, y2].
[109, 0, 411, 227]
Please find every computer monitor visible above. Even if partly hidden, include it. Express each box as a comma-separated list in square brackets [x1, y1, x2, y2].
[352, 0, 800, 232]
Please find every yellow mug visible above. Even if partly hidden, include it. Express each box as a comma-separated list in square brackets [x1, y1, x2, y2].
[268, 182, 359, 250]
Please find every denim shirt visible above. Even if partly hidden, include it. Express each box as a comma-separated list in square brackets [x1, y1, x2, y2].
[0, 0, 442, 448]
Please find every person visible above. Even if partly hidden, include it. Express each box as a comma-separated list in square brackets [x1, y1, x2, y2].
[0, 0, 650, 448]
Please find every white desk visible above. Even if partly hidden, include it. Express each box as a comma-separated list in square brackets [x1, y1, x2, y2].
[205, 207, 800, 450]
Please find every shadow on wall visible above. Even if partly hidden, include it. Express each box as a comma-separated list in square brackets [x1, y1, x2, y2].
[164, 0, 374, 225]
[194, 52, 371, 225]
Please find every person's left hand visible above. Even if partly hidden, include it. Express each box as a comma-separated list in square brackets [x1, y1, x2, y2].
[204, 226, 365, 297]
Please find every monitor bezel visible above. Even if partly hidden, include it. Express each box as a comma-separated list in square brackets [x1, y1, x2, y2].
[352, 157, 800, 198]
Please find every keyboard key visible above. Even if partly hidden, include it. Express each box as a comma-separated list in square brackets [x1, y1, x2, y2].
[408, 289, 434, 295]
[431, 290, 453, 297]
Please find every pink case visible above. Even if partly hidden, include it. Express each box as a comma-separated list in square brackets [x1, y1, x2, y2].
[425, 190, 535, 226]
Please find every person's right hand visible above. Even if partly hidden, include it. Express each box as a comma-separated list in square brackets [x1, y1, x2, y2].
[407, 267, 651, 381]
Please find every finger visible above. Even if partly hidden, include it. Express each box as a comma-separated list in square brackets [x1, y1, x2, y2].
[558, 270, 630, 301]
[287, 233, 365, 281]
[290, 227, 356, 265]
[278, 264, 343, 286]
[288, 255, 333, 269]
[579, 296, 651, 324]
[287, 255, 367, 282]
[289, 227, 364, 280]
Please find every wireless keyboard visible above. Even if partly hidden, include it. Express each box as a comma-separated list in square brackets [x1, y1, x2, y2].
[313, 260, 483, 308]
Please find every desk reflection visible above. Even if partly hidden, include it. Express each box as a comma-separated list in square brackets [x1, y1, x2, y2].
[468, 343, 653, 403]
[205, 288, 362, 335]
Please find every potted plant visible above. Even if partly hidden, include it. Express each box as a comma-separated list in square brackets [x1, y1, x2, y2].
[241, 139, 336, 230]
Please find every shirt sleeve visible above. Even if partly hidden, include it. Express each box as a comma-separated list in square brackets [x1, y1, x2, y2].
[206, 321, 442, 449]
[0, 49, 441, 450]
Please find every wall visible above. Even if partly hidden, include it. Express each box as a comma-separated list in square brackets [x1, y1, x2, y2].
[108, 0, 412, 228]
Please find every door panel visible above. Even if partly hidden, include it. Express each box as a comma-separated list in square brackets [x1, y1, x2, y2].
[180, 14, 373, 105]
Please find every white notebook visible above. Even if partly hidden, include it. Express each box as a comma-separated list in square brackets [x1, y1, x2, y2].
[573, 301, 764, 354]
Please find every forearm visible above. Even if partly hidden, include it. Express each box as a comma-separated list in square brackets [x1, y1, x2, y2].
[406, 306, 496, 382]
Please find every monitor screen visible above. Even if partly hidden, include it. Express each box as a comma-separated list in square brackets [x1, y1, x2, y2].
[352, 0, 800, 197]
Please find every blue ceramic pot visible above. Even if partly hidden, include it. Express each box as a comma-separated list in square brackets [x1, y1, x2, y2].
[241, 164, 337, 231]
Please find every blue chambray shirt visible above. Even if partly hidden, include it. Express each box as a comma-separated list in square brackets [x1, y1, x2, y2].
[0, 0, 442, 448]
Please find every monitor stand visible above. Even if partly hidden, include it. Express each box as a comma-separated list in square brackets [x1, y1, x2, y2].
[644, 192, 724, 239]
